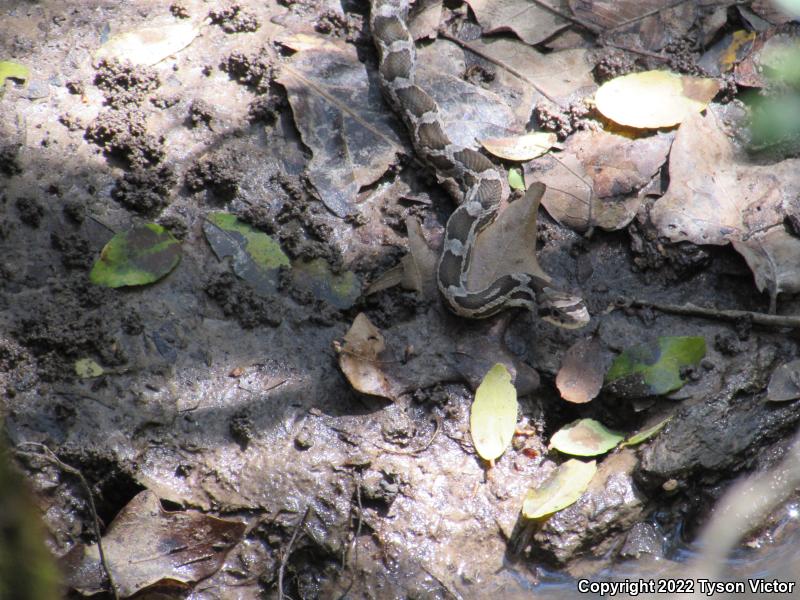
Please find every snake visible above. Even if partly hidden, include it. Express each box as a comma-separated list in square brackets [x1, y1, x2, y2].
[369, 0, 590, 328]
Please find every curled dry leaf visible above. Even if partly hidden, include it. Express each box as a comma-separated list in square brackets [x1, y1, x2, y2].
[556, 337, 606, 404]
[621, 417, 671, 447]
[595, 70, 719, 129]
[767, 359, 800, 402]
[62, 490, 245, 597]
[651, 110, 800, 306]
[480, 132, 556, 161]
[337, 313, 398, 401]
[522, 459, 597, 519]
[470, 363, 519, 462]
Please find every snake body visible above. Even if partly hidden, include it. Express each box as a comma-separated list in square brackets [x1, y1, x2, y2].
[370, 0, 589, 327]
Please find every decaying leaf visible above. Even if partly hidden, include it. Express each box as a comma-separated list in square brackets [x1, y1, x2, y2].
[204, 212, 289, 295]
[480, 132, 556, 161]
[605, 336, 706, 398]
[277, 43, 403, 216]
[651, 110, 800, 305]
[94, 20, 201, 66]
[74, 358, 104, 379]
[291, 258, 361, 310]
[767, 359, 800, 402]
[62, 490, 245, 597]
[698, 30, 757, 76]
[466, 183, 551, 292]
[556, 337, 606, 404]
[595, 70, 719, 129]
[470, 363, 518, 462]
[337, 313, 398, 400]
[549, 418, 623, 457]
[90, 224, 181, 288]
[522, 459, 597, 519]
[408, 0, 443, 40]
[527, 130, 672, 232]
[465, 0, 570, 46]
[621, 417, 671, 447]
[735, 32, 800, 88]
[569, 0, 699, 52]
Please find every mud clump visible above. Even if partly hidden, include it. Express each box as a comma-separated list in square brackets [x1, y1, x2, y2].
[185, 149, 242, 202]
[221, 49, 275, 93]
[204, 272, 284, 329]
[209, 5, 260, 34]
[93, 59, 160, 109]
[112, 164, 176, 215]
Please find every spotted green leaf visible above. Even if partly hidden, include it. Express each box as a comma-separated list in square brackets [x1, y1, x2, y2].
[204, 212, 289, 294]
[605, 336, 706, 398]
[621, 417, 671, 447]
[508, 167, 525, 191]
[470, 363, 518, 462]
[549, 418, 623, 457]
[522, 459, 596, 519]
[90, 224, 180, 288]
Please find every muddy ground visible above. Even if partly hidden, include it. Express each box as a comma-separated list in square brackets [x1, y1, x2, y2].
[1, 0, 800, 598]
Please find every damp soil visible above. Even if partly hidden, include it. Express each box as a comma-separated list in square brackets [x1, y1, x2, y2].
[1, 1, 799, 599]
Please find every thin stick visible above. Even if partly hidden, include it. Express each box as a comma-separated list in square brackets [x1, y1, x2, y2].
[14, 442, 120, 600]
[278, 505, 311, 600]
[617, 297, 800, 328]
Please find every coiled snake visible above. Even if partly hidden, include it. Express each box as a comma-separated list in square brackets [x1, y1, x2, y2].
[370, 0, 589, 328]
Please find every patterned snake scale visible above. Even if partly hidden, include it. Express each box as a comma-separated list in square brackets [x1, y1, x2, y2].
[370, 0, 590, 327]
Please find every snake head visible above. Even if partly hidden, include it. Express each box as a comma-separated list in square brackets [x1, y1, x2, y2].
[537, 287, 590, 329]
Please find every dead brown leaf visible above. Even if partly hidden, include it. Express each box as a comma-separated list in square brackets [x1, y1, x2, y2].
[651, 109, 800, 305]
[277, 43, 403, 216]
[526, 130, 672, 232]
[465, 0, 571, 45]
[62, 490, 246, 597]
[466, 183, 551, 291]
[467, 37, 595, 121]
[556, 337, 606, 404]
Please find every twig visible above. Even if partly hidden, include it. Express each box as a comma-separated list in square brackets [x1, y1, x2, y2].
[437, 31, 561, 106]
[278, 505, 311, 600]
[14, 442, 119, 600]
[616, 297, 800, 328]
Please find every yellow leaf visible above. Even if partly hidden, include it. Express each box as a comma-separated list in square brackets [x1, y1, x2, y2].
[480, 132, 557, 161]
[470, 364, 518, 461]
[94, 21, 201, 66]
[595, 70, 719, 129]
[522, 459, 596, 519]
[75, 358, 104, 379]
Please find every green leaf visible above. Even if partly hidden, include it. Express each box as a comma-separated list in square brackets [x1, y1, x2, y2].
[508, 167, 526, 191]
[621, 417, 671, 447]
[0, 61, 29, 87]
[203, 213, 289, 294]
[470, 363, 518, 462]
[522, 459, 596, 519]
[291, 258, 361, 310]
[74, 358, 104, 379]
[605, 336, 706, 398]
[549, 418, 623, 457]
[90, 224, 181, 288]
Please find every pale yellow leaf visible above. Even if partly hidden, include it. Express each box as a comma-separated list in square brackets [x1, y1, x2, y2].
[522, 459, 596, 519]
[595, 70, 719, 128]
[470, 363, 518, 461]
[480, 132, 557, 161]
